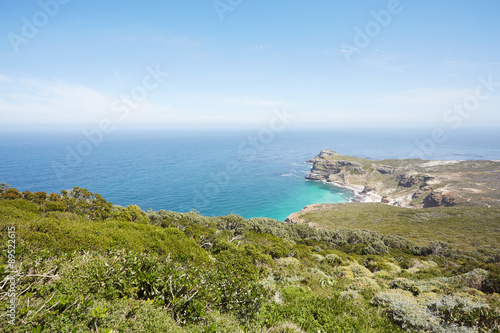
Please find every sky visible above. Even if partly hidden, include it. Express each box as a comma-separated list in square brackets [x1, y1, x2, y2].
[0, 0, 499, 129]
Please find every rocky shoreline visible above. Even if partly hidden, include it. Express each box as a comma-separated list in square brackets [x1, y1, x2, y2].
[318, 179, 382, 203]
[303, 149, 500, 209]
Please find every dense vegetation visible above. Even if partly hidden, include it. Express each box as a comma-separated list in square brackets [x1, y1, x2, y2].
[0, 184, 499, 332]
[299, 203, 500, 253]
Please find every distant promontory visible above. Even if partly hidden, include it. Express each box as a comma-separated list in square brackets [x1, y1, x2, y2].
[305, 149, 500, 208]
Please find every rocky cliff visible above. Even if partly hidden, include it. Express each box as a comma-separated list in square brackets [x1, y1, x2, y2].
[305, 149, 500, 208]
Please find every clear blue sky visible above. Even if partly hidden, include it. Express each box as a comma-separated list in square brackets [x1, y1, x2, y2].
[0, 0, 499, 129]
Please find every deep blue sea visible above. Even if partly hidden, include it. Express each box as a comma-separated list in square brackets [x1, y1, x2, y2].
[1, 127, 499, 221]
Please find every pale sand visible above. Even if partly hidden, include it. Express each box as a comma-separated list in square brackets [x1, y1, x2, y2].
[322, 180, 382, 203]
[420, 160, 461, 167]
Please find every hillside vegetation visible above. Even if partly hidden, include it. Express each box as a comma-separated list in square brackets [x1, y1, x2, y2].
[295, 203, 500, 254]
[0, 184, 499, 332]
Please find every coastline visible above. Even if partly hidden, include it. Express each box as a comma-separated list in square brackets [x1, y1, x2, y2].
[293, 149, 500, 221]
[305, 153, 383, 205]
[320, 179, 383, 203]
[285, 172, 383, 224]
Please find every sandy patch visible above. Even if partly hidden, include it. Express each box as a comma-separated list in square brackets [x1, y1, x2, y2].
[420, 160, 460, 167]
[462, 188, 484, 193]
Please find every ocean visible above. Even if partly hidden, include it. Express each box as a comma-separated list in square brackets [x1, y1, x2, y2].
[1, 127, 499, 221]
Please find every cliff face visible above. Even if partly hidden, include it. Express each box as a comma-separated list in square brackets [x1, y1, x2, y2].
[305, 149, 500, 208]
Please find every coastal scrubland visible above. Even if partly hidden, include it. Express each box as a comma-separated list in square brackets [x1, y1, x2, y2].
[295, 203, 500, 254]
[0, 185, 499, 332]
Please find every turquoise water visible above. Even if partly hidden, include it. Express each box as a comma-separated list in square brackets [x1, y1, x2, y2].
[1, 128, 499, 221]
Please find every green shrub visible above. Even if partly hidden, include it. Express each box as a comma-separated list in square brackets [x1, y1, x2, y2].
[44, 200, 67, 212]
[389, 278, 420, 296]
[112, 205, 149, 223]
[363, 258, 392, 273]
[372, 290, 500, 332]
[427, 294, 500, 330]
[3, 187, 20, 200]
[362, 245, 378, 255]
[482, 264, 500, 294]
[33, 191, 48, 204]
[61, 187, 112, 220]
[257, 288, 403, 332]
[396, 257, 414, 270]
[324, 253, 343, 266]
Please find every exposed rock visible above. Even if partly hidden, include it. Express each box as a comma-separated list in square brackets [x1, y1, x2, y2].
[318, 149, 341, 158]
[423, 174, 435, 182]
[306, 159, 365, 181]
[361, 185, 375, 194]
[412, 190, 423, 199]
[338, 160, 366, 174]
[376, 165, 395, 174]
[331, 160, 364, 173]
[328, 173, 346, 184]
[305, 173, 323, 181]
[318, 161, 343, 174]
[422, 191, 459, 208]
[417, 175, 435, 193]
[419, 184, 434, 192]
[352, 165, 365, 174]
[397, 174, 422, 188]
[307, 149, 341, 163]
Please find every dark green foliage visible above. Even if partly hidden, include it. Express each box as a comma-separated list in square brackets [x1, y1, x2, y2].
[0, 200, 209, 264]
[481, 263, 500, 294]
[1, 187, 499, 332]
[61, 187, 112, 220]
[396, 256, 414, 270]
[0, 198, 39, 213]
[112, 205, 149, 223]
[389, 278, 420, 296]
[363, 257, 391, 273]
[44, 199, 67, 212]
[13, 186, 115, 220]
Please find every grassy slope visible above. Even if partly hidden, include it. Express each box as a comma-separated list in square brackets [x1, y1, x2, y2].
[0, 199, 404, 333]
[299, 203, 500, 253]
[1, 192, 499, 332]
[0, 199, 209, 264]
